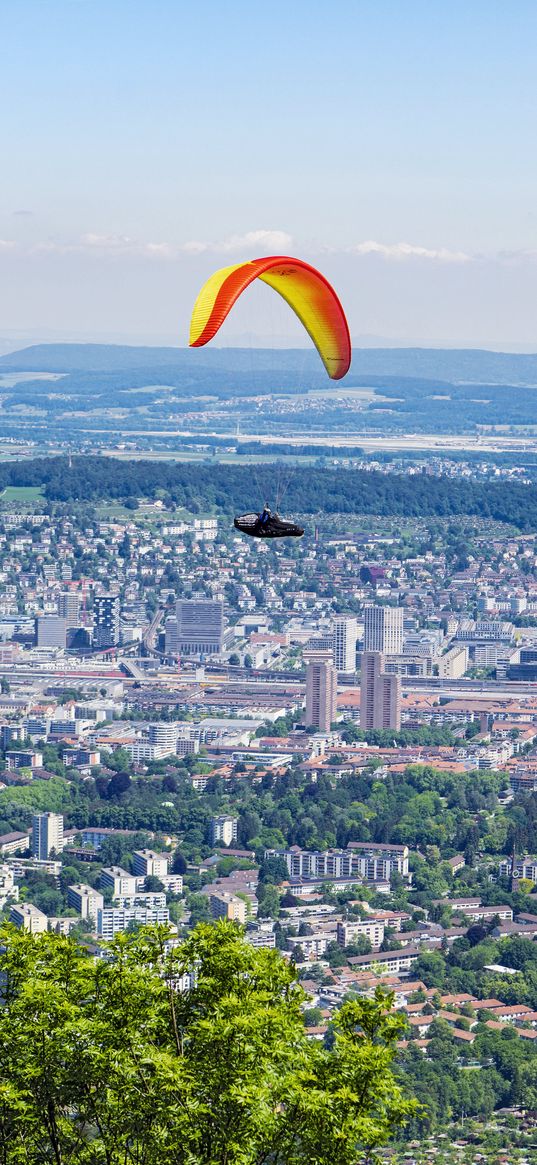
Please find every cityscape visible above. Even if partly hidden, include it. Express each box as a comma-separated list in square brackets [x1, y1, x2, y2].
[0, 485, 535, 1157]
[4, 1, 537, 1162]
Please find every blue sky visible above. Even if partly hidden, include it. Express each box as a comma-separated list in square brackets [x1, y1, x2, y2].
[2, 0, 537, 348]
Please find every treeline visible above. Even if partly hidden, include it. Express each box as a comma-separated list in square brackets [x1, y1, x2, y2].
[2, 456, 537, 528]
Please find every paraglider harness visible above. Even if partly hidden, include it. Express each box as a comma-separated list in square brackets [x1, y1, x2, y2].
[233, 507, 304, 539]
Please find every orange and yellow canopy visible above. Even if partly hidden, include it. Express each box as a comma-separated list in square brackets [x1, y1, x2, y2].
[189, 255, 351, 380]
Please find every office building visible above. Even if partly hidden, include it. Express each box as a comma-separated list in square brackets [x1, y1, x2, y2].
[58, 590, 81, 624]
[93, 594, 120, 649]
[176, 599, 224, 656]
[132, 849, 169, 879]
[332, 617, 358, 674]
[32, 812, 64, 859]
[36, 616, 67, 649]
[360, 652, 401, 731]
[304, 650, 337, 732]
[210, 816, 238, 847]
[209, 892, 247, 923]
[147, 722, 179, 754]
[363, 606, 403, 656]
[10, 902, 48, 933]
[164, 616, 179, 656]
[67, 883, 104, 921]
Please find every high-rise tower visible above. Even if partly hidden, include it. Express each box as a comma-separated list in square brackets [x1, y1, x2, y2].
[304, 649, 337, 732]
[363, 606, 403, 656]
[360, 651, 401, 731]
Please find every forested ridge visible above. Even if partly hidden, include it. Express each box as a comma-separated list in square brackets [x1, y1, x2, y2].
[4, 343, 537, 384]
[3, 455, 537, 528]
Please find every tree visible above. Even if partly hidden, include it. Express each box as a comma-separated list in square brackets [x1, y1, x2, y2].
[0, 922, 416, 1164]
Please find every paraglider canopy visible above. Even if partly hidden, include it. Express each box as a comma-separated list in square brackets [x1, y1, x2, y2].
[189, 255, 351, 380]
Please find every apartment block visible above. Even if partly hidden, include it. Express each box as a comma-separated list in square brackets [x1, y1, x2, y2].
[267, 843, 409, 883]
[209, 892, 247, 923]
[132, 849, 169, 879]
[97, 904, 170, 940]
[210, 816, 238, 847]
[99, 866, 138, 897]
[304, 649, 337, 731]
[10, 902, 48, 933]
[67, 882, 104, 920]
[360, 651, 401, 731]
[32, 812, 64, 859]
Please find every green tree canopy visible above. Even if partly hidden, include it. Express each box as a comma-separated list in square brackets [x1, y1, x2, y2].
[0, 921, 416, 1165]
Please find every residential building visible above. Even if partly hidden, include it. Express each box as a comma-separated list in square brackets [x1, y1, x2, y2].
[0, 830, 30, 856]
[267, 843, 409, 882]
[304, 649, 337, 731]
[0, 864, 18, 907]
[360, 651, 401, 730]
[32, 812, 64, 859]
[332, 617, 358, 674]
[97, 904, 170, 940]
[93, 594, 120, 649]
[0, 724, 26, 749]
[57, 590, 81, 624]
[347, 947, 420, 977]
[363, 606, 403, 655]
[10, 902, 48, 933]
[6, 750, 43, 771]
[439, 644, 468, 679]
[99, 866, 138, 897]
[336, 917, 385, 949]
[132, 849, 169, 879]
[210, 816, 238, 847]
[209, 892, 247, 923]
[67, 883, 104, 920]
[79, 827, 138, 850]
[176, 599, 224, 656]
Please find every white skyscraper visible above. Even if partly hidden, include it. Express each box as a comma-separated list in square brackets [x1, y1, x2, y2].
[363, 606, 403, 656]
[332, 617, 358, 674]
[32, 812, 64, 859]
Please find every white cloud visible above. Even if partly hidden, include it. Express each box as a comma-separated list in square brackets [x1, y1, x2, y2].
[17, 229, 293, 260]
[351, 240, 471, 263]
[0, 240, 16, 250]
[181, 229, 293, 255]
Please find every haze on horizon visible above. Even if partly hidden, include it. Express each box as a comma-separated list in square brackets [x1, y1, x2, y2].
[2, 0, 537, 351]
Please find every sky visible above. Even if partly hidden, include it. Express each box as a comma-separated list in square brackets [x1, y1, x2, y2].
[2, 0, 537, 350]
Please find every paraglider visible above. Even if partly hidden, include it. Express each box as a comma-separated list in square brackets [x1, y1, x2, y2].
[189, 255, 351, 380]
[189, 255, 351, 537]
[234, 507, 304, 539]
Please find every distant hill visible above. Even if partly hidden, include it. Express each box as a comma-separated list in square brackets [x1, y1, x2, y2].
[2, 342, 537, 385]
[0, 344, 320, 375]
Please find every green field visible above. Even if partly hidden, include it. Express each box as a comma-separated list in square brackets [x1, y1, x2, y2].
[0, 485, 45, 501]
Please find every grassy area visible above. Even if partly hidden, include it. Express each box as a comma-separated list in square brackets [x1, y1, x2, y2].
[0, 485, 44, 501]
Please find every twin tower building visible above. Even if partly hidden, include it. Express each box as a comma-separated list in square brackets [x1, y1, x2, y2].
[305, 607, 403, 733]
